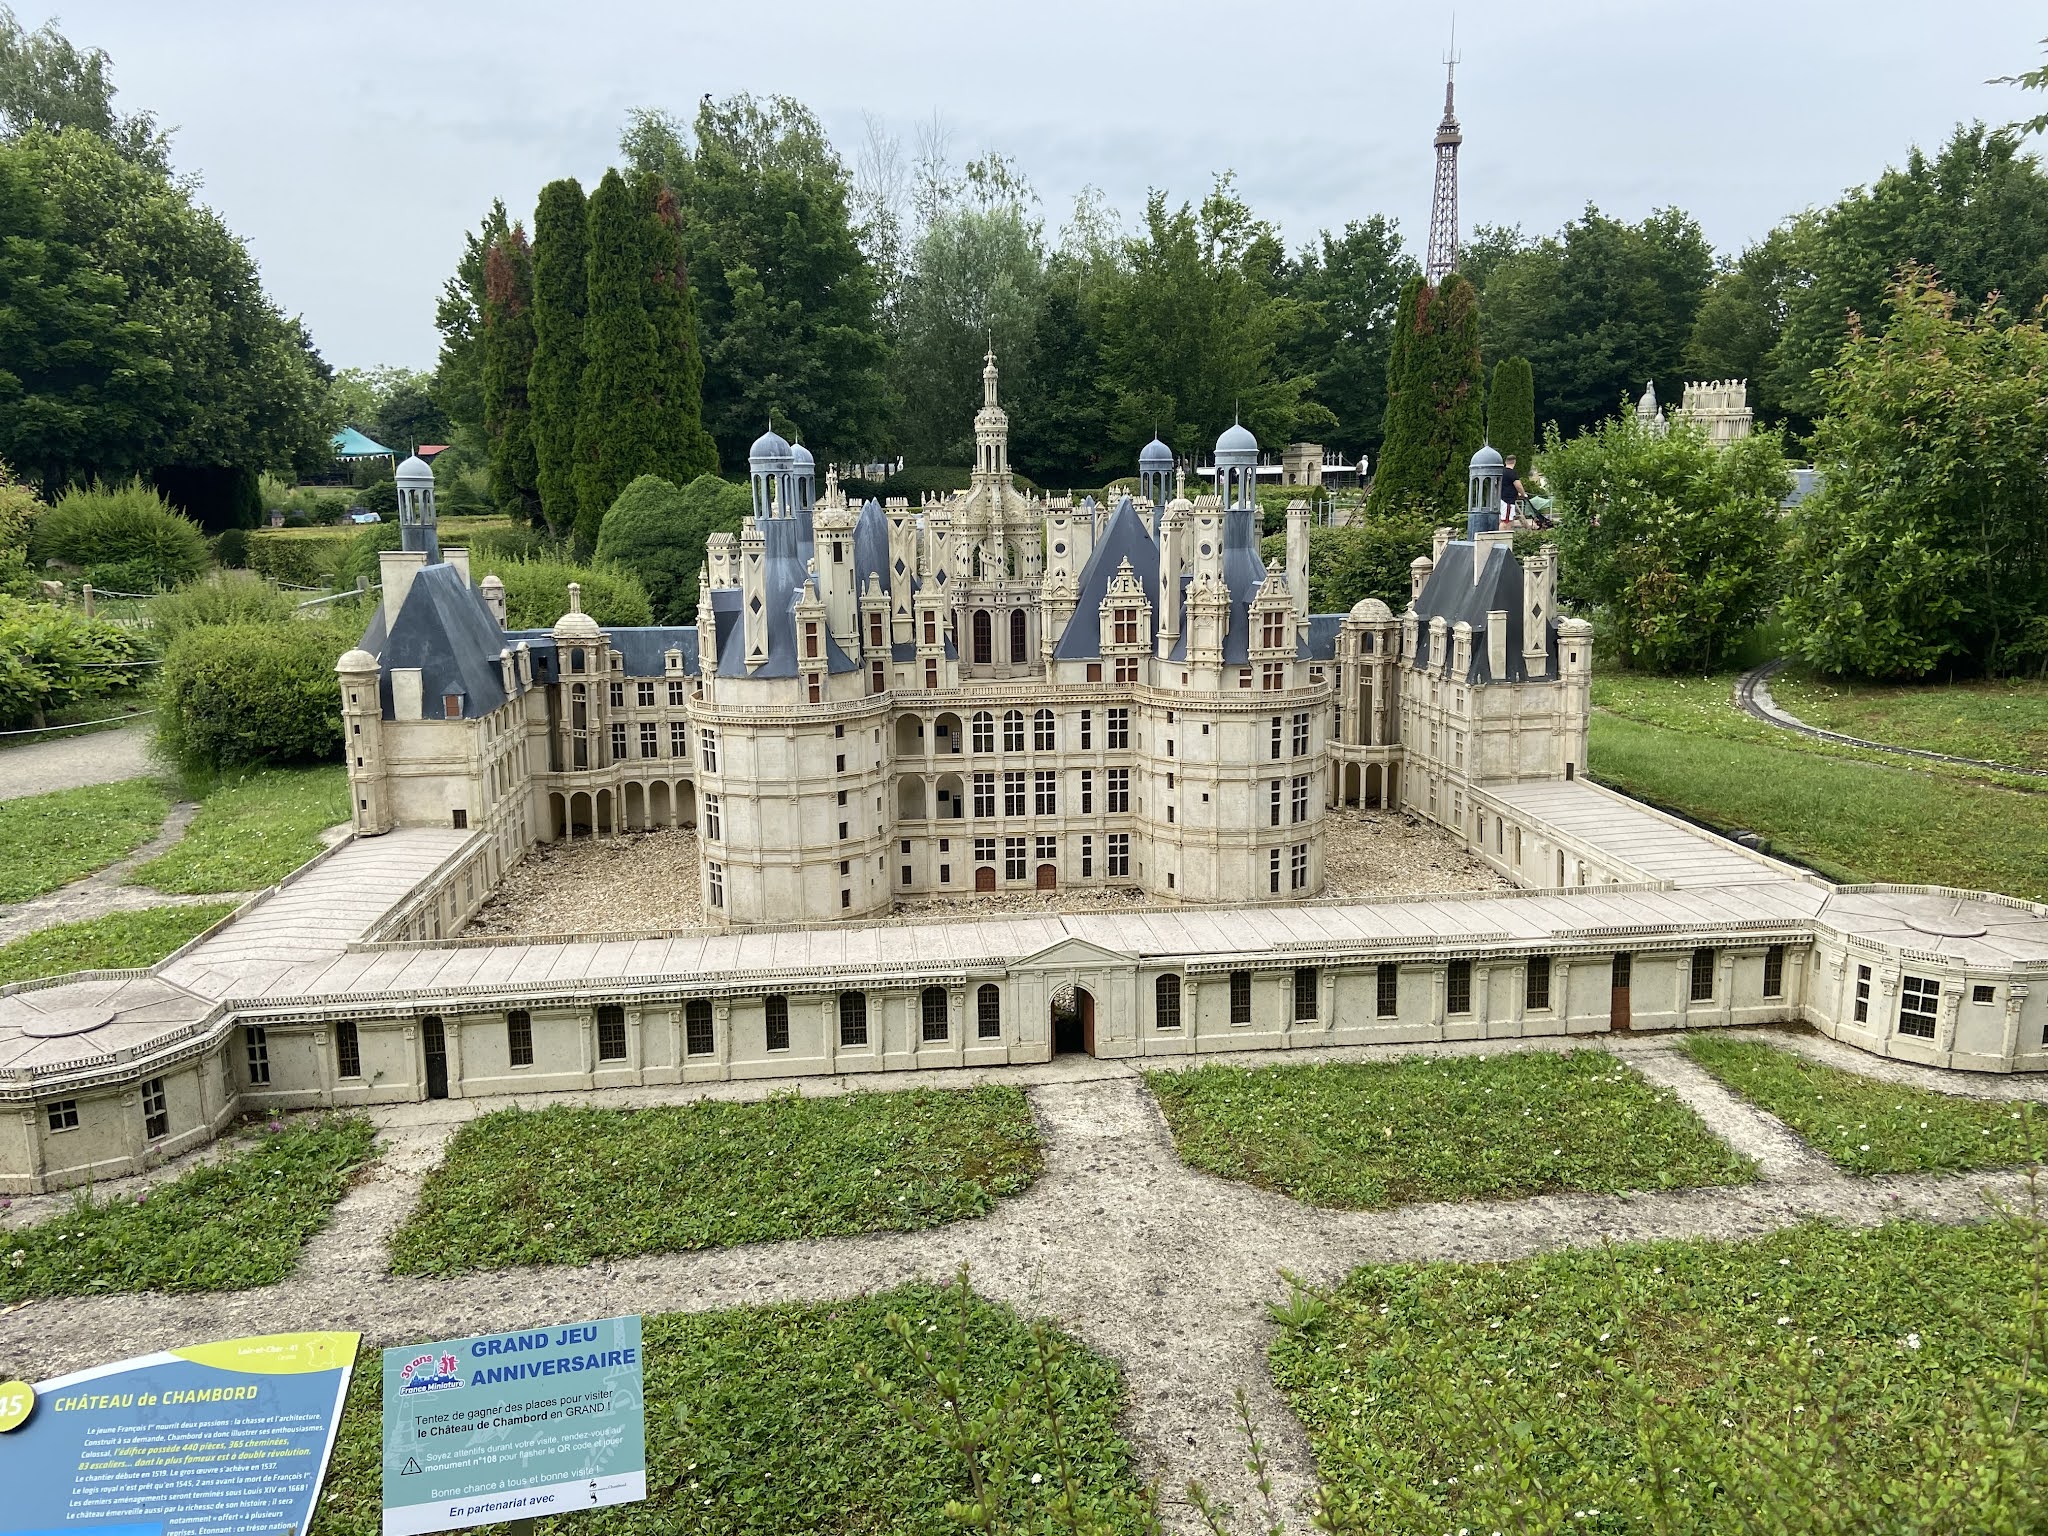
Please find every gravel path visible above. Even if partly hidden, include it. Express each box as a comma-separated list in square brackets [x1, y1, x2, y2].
[0, 1036, 2030, 1533]
[0, 717, 158, 799]
[0, 800, 257, 947]
[1734, 660, 2048, 780]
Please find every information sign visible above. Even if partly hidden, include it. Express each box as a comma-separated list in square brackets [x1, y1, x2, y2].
[379, 1316, 645, 1536]
[0, 1331, 360, 1536]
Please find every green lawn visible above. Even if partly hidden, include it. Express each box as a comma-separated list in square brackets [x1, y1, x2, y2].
[1772, 667, 2048, 770]
[1683, 1035, 2038, 1175]
[1145, 1052, 1754, 1208]
[388, 1086, 1042, 1273]
[1273, 1219, 2048, 1534]
[0, 902, 237, 983]
[130, 764, 349, 893]
[0, 779, 170, 901]
[0, 1115, 376, 1301]
[1589, 711, 2048, 900]
[311, 1284, 1153, 1536]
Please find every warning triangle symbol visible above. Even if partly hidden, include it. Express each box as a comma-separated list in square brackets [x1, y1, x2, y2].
[401, 1457, 423, 1476]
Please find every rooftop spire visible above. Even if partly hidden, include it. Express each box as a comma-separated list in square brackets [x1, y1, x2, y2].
[1425, 28, 1464, 284]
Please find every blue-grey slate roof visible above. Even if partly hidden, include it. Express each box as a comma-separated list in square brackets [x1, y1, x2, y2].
[715, 516, 858, 678]
[369, 561, 519, 720]
[1301, 613, 1342, 661]
[1406, 538, 1554, 683]
[1166, 506, 1269, 664]
[854, 499, 894, 594]
[1053, 496, 1160, 661]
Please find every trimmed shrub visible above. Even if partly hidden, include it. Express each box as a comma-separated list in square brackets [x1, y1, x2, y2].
[214, 527, 249, 568]
[29, 479, 209, 590]
[150, 573, 299, 646]
[593, 472, 748, 623]
[246, 530, 353, 587]
[491, 556, 651, 629]
[156, 620, 348, 773]
[332, 522, 402, 589]
[0, 595, 148, 728]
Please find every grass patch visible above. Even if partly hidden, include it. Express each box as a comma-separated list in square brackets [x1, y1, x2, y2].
[1145, 1052, 1754, 1208]
[131, 764, 349, 893]
[0, 1115, 375, 1300]
[1682, 1035, 2038, 1174]
[311, 1282, 1152, 1536]
[1773, 667, 2048, 770]
[1272, 1218, 2048, 1533]
[388, 1086, 1042, 1274]
[0, 902, 237, 983]
[0, 778, 170, 901]
[1589, 712, 2048, 899]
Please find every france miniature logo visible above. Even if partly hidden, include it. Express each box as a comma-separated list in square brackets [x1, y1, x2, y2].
[399, 1353, 463, 1394]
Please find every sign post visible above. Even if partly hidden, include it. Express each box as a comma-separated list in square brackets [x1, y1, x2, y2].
[379, 1316, 645, 1536]
[0, 1332, 360, 1536]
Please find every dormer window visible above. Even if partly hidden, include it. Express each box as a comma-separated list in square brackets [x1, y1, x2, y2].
[805, 622, 819, 659]
[1113, 608, 1137, 645]
[442, 694, 462, 719]
[1261, 611, 1286, 648]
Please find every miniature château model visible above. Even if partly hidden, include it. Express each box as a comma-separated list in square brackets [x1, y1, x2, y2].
[1638, 379, 1756, 446]
[336, 357, 1590, 925]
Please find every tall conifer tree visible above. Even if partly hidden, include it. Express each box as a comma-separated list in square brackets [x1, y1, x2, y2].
[1487, 355, 1536, 480]
[1368, 273, 1486, 519]
[481, 224, 540, 524]
[573, 169, 716, 551]
[528, 177, 587, 538]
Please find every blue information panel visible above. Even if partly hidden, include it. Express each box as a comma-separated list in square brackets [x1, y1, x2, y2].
[0, 1332, 360, 1536]
[380, 1316, 645, 1536]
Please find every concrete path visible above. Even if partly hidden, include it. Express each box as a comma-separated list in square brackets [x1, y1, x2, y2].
[0, 1037, 2030, 1533]
[1735, 660, 2048, 780]
[0, 717, 158, 799]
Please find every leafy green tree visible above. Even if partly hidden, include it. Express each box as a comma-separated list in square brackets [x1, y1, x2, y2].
[592, 472, 749, 623]
[367, 370, 450, 455]
[481, 223, 540, 523]
[1098, 176, 1324, 462]
[1008, 260, 1110, 487]
[1476, 205, 1714, 440]
[1370, 273, 1484, 519]
[572, 169, 717, 552]
[622, 95, 889, 466]
[1259, 511, 1436, 612]
[1684, 229, 1793, 414]
[1764, 125, 2048, 430]
[1281, 215, 1417, 458]
[433, 200, 509, 442]
[528, 177, 587, 537]
[1780, 270, 2048, 679]
[0, 7, 168, 169]
[1486, 356, 1535, 478]
[1542, 410, 1788, 673]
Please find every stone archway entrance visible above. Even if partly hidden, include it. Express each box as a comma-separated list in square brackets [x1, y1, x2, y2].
[1050, 984, 1096, 1056]
[975, 866, 997, 892]
[1036, 864, 1057, 891]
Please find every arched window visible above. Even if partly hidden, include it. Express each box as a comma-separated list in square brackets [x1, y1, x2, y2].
[570, 648, 586, 673]
[920, 985, 949, 1043]
[971, 711, 995, 753]
[838, 990, 868, 1046]
[1002, 710, 1025, 752]
[1009, 608, 1028, 661]
[976, 983, 1002, 1039]
[1033, 708, 1056, 751]
[972, 610, 993, 665]
[1155, 973, 1182, 1032]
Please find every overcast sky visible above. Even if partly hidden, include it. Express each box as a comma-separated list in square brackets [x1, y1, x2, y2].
[39, 0, 2048, 373]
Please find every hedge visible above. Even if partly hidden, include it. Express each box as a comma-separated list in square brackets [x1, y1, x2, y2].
[494, 556, 652, 629]
[247, 529, 356, 587]
[156, 620, 348, 774]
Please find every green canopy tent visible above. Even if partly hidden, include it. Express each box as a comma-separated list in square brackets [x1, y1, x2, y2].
[332, 426, 395, 461]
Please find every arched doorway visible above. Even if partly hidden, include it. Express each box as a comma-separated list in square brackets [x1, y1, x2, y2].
[1035, 863, 1057, 891]
[1050, 984, 1096, 1056]
[975, 866, 997, 892]
[1365, 763, 1382, 808]
[1342, 763, 1360, 807]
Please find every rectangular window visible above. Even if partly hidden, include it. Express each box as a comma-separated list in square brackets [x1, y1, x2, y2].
[640, 721, 658, 758]
[1853, 964, 1871, 1023]
[1269, 779, 1283, 827]
[1107, 768, 1130, 813]
[1108, 832, 1130, 877]
[708, 861, 724, 908]
[973, 771, 996, 818]
[922, 986, 950, 1043]
[806, 673, 822, 705]
[1004, 770, 1027, 817]
[977, 985, 1002, 1038]
[1526, 955, 1552, 1011]
[1974, 983, 1997, 1005]
[1005, 836, 1027, 880]
[508, 1009, 533, 1067]
[1294, 966, 1318, 1022]
[1447, 960, 1472, 1016]
[1690, 948, 1716, 1004]
[1155, 974, 1182, 1031]
[1270, 715, 1283, 760]
[686, 999, 715, 1056]
[974, 836, 996, 865]
[1113, 607, 1136, 644]
[764, 994, 790, 1051]
[1035, 834, 1056, 862]
[636, 680, 656, 707]
[1080, 769, 1094, 813]
[1080, 835, 1093, 877]
[1763, 945, 1785, 999]
[609, 721, 627, 761]
[443, 693, 463, 720]
[1269, 846, 1281, 893]
[838, 821, 850, 840]
[1377, 962, 1399, 1017]
[1034, 711, 1057, 751]
[1899, 975, 1940, 1040]
[670, 721, 689, 757]
[1291, 775, 1309, 824]
[336, 1021, 361, 1079]
[1291, 843, 1308, 891]
[839, 991, 868, 1046]
[1262, 662, 1285, 691]
[1115, 655, 1139, 684]
[1262, 609, 1286, 649]
[142, 1076, 169, 1140]
[1292, 711, 1310, 755]
[607, 680, 624, 708]
[245, 1025, 270, 1085]
[1230, 969, 1253, 1024]
[1004, 712, 1025, 751]
[1107, 708, 1129, 750]
[46, 1099, 78, 1132]
[699, 728, 719, 771]
[1079, 709, 1092, 749]
[1035, 770, 1058, 815]
[668, 679, 686, 706]
[597, 1004, 628, 1061]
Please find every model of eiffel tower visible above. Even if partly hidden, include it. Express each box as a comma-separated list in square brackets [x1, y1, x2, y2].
[1424, 47, 1463, 283]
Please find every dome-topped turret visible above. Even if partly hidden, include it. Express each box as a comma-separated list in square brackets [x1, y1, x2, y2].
[1214, 421, 1259, 457]
[749, 427, 793, 467]
[1348, 597, 1393, 623]
[1469, 442, 1504, 473]
[396, 454, 435, 485]
[789, 441, 815, 470]
[1140, 436, 1173, 467]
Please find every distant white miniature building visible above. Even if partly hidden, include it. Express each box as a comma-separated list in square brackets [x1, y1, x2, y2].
[1675, 379, 1756, 445]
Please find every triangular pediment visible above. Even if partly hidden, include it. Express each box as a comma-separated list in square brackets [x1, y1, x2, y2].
[1012, 935, 1134, 970]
